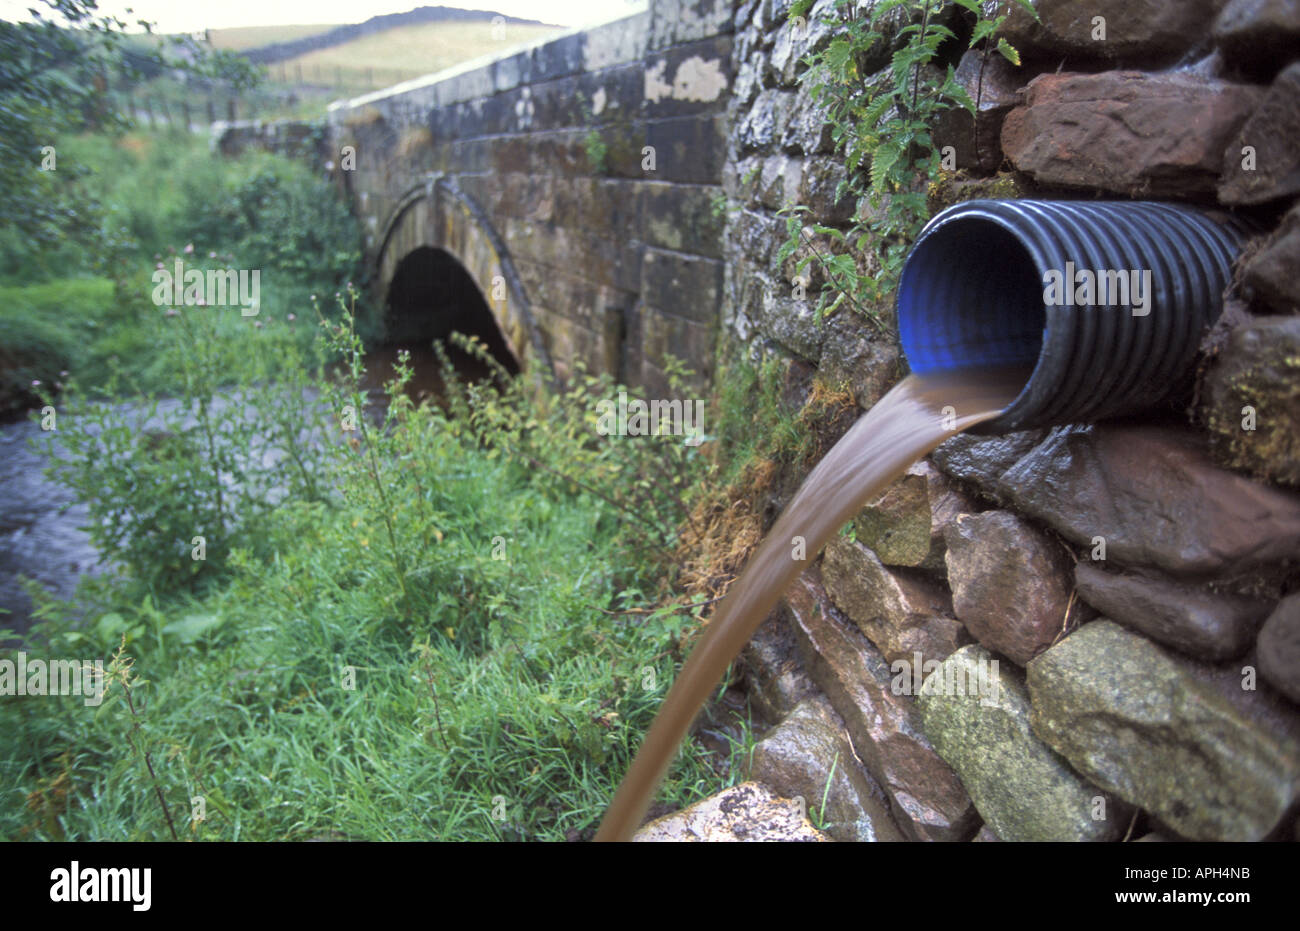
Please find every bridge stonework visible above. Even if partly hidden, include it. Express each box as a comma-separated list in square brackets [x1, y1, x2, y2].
[329, 0, 737, 395]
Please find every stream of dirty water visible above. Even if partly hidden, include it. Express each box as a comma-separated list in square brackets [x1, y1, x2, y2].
[596, 366, 1029, 841]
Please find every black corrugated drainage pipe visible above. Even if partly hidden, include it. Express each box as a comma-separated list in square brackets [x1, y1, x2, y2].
[896, 199, 1246, 434]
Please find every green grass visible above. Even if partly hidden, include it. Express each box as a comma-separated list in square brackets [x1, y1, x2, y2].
[0, 279, 113, 416]
[710, 350, 810, 487]
[272, 20, 561, 89]
[0, 274, 313, 415]
[2, 348, 746, 841]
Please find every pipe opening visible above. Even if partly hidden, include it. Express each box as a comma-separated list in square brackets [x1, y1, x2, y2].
[897, 218, 1044, 388]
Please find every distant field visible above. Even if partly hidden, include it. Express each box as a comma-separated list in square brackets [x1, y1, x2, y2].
[207, 24, 342, 51]
[269, 20, 562, 86]
[131, 18, 569, 121]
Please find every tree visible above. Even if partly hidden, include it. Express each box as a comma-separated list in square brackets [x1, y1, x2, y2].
[0, 0, 259, 254]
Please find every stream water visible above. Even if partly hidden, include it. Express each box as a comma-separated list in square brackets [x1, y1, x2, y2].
[0, 417, 104, 640]
[596, 366, 1029, 841]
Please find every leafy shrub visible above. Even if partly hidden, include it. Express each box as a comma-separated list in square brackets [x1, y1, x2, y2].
[779, 0, 1034, 326]
[183, 160, 361, 290]
[42, 290, 330, 594]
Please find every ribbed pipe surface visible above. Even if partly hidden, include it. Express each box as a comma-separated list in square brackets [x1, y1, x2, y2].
[896, 199, 1245, 433]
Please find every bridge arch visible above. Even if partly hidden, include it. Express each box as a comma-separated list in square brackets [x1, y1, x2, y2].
[384, 245, 521, 377]
[374, 176, 554, 382]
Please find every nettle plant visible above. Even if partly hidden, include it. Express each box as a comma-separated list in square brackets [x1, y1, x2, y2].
[779, 0, 1034, 329]
[43, 283, 330, 594]
[436, 332, 707, 572]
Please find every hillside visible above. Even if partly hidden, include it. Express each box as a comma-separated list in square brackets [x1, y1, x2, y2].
[207, 24, 342, 52]
[267, 19, 562, 87]
[240, 5, 559, 65]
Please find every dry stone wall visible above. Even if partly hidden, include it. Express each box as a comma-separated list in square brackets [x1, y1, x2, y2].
[725, 0, 1300, 843]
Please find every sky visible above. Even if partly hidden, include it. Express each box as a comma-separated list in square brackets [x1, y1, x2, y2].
[0, 1, 643, 32]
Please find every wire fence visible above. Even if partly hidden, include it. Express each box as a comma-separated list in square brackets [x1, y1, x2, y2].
[266, 61, 429, 90]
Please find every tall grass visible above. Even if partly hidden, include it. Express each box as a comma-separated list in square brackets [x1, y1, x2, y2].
[2, 292, 751, 840]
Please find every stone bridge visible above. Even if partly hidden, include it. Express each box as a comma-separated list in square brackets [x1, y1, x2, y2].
[326, 0, 737, 394]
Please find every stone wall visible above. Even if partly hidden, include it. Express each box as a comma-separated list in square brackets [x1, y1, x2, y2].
[211, 119, 330, 163]
[715, 0, 1300, 842]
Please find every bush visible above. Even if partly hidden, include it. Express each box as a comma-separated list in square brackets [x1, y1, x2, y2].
[185, 161, 360, 290]
[1, 131, 362, 405]
[3, 132, 361, 291]
[43, 294, 329, 594]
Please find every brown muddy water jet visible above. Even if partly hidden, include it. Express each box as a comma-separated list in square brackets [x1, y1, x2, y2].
[596, 365, 1029, 841]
